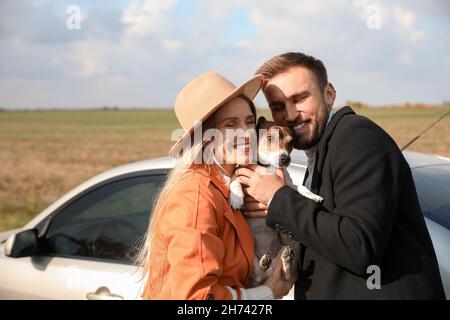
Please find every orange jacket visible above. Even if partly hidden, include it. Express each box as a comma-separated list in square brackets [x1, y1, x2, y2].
[142, 164, 254, 300]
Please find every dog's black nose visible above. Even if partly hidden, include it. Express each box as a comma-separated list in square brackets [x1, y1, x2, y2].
[279, 154, 291, 167]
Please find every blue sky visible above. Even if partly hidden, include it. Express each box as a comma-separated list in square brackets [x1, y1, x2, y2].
[0, 0, 449, 109]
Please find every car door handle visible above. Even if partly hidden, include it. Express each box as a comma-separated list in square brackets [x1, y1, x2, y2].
[86, 286, 124, 300]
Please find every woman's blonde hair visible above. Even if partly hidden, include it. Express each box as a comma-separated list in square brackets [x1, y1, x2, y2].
[135, 95, 256, 282]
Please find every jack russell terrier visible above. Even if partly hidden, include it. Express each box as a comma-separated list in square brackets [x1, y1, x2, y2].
[228, 116, 324, 286]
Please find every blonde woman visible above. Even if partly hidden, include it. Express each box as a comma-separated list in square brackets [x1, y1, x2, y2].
[137, 72, 296, 300]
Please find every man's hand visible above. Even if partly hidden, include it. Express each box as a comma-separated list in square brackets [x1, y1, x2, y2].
[242, 195, 268, 218]
[235, 164, 285, 218]
[264, 257, 297, 299]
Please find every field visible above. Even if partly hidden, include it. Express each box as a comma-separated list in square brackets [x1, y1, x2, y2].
[0, 106, 449, 231]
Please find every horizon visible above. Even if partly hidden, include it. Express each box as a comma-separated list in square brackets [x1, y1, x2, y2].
[1, 102, 449, 111]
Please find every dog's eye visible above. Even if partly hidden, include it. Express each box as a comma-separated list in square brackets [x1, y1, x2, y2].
[266, 135, 272, 142]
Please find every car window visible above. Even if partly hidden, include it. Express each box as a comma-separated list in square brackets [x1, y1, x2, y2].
[43, 173, 167, 264]
[412, 165, 450, 230]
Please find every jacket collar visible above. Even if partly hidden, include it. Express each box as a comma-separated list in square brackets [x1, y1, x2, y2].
[317, 106, 355, 150]
[189, 164, 230, 199]
[310, 106, 355, 192]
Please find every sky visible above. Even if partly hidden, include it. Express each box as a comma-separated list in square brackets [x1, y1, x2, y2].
[0, 0, 449, 109]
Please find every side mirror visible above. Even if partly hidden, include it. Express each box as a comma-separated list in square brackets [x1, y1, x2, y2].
[4, 229, 39, 258]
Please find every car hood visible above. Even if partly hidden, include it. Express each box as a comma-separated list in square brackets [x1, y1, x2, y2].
[403, 151, 450, 168]
[291, 150, 450, 169]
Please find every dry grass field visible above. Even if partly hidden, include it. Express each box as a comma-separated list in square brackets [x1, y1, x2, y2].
[0, 106, 449, 231]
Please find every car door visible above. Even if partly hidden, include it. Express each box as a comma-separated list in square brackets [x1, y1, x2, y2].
[0, 171, 167, 299]
[412, 164, 450, 298]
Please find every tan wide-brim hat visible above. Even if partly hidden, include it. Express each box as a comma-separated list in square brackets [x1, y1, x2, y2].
[168, 72, 263, 158]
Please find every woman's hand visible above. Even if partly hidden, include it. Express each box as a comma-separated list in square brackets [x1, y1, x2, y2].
[264, 257, 297, 299]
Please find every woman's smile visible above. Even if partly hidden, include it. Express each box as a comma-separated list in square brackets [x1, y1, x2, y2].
[235, 143, 251, 154]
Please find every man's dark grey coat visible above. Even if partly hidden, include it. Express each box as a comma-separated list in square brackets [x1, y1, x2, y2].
[267, 106, 446, 299]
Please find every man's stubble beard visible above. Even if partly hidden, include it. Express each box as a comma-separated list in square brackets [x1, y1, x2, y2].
[293, 104, 330, 150]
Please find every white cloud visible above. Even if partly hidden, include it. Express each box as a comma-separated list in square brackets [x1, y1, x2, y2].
[66, 40, 107, 78]
[122, 0, 179, 36]
[195, 0, 239, 19]
[163, 39, 183, 54]
[393, 5, 426, 44]
[394, 5, 415, 29]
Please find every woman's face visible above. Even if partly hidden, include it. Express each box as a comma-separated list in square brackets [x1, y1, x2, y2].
[212, 97, 256, 166]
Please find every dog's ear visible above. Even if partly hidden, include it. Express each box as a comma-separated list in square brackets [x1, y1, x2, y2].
[256, 116, 267, 130]
[285, 125, 295, 137]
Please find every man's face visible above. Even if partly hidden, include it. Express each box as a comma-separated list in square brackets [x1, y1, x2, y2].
[263, 66, 335, 150]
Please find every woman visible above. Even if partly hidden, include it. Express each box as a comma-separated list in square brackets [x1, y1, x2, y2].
[137, 72, 295, 300]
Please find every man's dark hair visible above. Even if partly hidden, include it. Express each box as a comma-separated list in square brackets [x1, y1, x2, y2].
[255, 52, 328, 91]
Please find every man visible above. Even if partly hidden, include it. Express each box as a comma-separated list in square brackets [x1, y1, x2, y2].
[236, 52, 445, 299]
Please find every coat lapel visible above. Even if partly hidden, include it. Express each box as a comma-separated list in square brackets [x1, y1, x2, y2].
[310, 106, 355, 193]
[302, 168, 309, 186]
[207, 165, 254, 275]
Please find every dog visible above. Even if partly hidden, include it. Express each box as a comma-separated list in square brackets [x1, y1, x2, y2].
[229, 116, 324, 286]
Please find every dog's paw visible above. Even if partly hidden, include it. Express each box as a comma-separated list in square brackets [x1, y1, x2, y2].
[230, 192, 244, 211]
[229, 180, 244, 211]
[297, 185, 324, 204]
[311, 194, 324, 204]
[281, 246, 294, 263]
[259, 254, 271, 269]
[281, 246, 296, 280]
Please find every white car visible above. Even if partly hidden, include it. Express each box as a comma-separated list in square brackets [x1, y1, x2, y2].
[0, 150, 449, 299]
